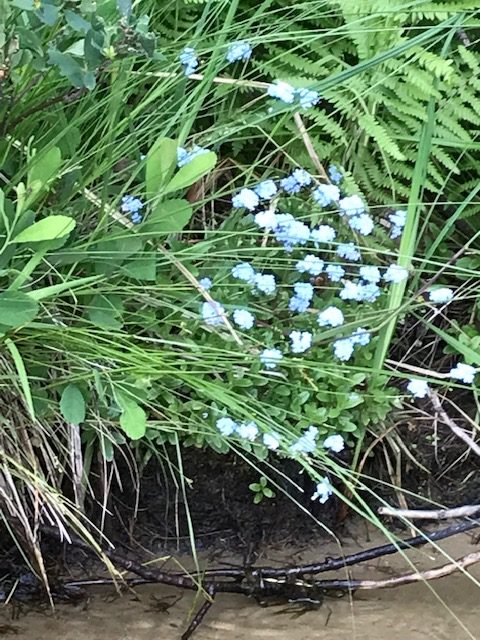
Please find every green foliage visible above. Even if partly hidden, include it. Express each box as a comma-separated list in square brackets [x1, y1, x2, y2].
[249, 476, 275, 503]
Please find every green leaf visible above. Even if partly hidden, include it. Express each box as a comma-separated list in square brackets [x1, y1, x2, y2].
[143, 199, 193, 235]
[87, 294, 123, 329]
[64, 10, 91, 33]
[0, 291, 39, 327]
[13, 215, 76, 243]
[27, 146, 61, 189]
[116, 393, 147, 440]
[146, 137, 177, 199]
[4, 338, 35, 419]
[10, 0, 34, 9]
[123, 254, 156, 281]
[48, 49, 84, 87]
[163, 151, 216, 195]
[60, 384, 86, 424]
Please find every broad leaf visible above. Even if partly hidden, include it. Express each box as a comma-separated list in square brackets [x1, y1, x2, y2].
[143, 199, 193, 235]
[87, 294, 123, 329]
[48, 49, 84, 87]
[116, 392, 147, 440]
[28, 146, 61, 189]
[0, 291, 39, 327]
[146, 137, 177, 198]
[123, 254, 157, 281]
[60, 384, 86, 424]
[13, 215, 76, 243]
[163, 151, 216, 195]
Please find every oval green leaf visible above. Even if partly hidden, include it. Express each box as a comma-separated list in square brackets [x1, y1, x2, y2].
[13, 215, 76, 243]
[163, 151, 217, 195]
[116, 392, 147, 440]
[0, 291, 39, 327]
[60, 384, 86, 424]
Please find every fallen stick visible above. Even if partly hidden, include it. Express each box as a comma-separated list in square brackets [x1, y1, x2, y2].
[379, 505, 480, 520]
[429, 391, 480, 458]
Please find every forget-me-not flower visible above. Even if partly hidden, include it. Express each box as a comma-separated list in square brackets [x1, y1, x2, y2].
[323, 434, 345, 453]
[121, 195, 144, 221]
[280, 168, 312, 194]
[296, 255, 324, 276]
[198, 277, 212, 290]
[260, 348, 283, 369]
[290, 282, 314, 313]
[336, 243, 361, 261]
[339, 195, 365, 217]
[254, 180, 277, 200]
[232, 262, 256, 284]
[179, 47, 198, 75]
[254, 273, 276, 295]
[216, 417, 237, 436]
[407, 379, 429, 398]
[348, 213, 374, 236]
[267, 80, 296, 104]
[237, 421, 259, 441]
[350, 328, 371, 346]
[318, 306, 344, 328]
[389, 210, 407, 239]
[274, 217, 310, 251]
[295, 87, 320, 109]
[311, 225, 336, 245]
[289, 296, 310, 313]
[177, 144, 210, 168]
[384, 264, 409, 284]
[450, 363, 476, 384]
[232, 187, 260, 210]
[429, 288, 454, 304]
[263, 432, 281, 450]
[290, 425, 318, 454]
[289, 330, 312, 354]
[233, 309, 255, 330]
[325, 264, 345, 282]
[328, 165, 343, 184]
[339, 281, 363, 301]
[359, 266, 381, 283]
[254, 209, 278, 230]
[312, 184, 340, 207]
[226, 40, 252, 63]
[333, 337, 355, 361]
[311, 477, 333, 503]
[201, 300, 226, 326]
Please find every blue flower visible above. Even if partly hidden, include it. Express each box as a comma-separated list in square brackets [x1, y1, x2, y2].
[274, 216, 310, 251]
[295, 87, 320, 109]
[237, 421, 259, 441]
[318, 306, 344, 328]
[198, 277, 212, 290]
[296, 255, 324, 276]
[232, 262, 256, 284]
[232, 187, 260, 210]
[216, 417, 237, 436]
[311, 225, 336, 245]
[263, 432, 281, 450]
[267, 80, 296, 104]
[336, 243, 361, 261]
[280, 168, 312, 194]
[289, 296, 310, 313]
[130, 211, 142, 224]
[389, 210, 407, 239]
[260, 348, 283, 369]
[177, 144, 210, 168]
[339, 195, 365, 217]
[323, 434, 345, 452]
[359, 265, 381, 283]
[450, 363, 476, 384]
[254, 180, 277, 200]
[254, 210, 278, 230]
[233, 308, 255, 330]
[201, 300, 226, 326]
[312, 184, 340, 207]
[384, 264, 409, 283]
[406, 379, 429, 398]
[333, 337, 355, 361]
[325, 264, 345, 282]
[358, 283, 381, 303]
[290, 425, 318, 454]
[293, 282, 314, 301]
[254, 273, 276, 295]
[289, 330, 312, 354]
[311, 477, 333, 503]
[226, 40, 252, 63]
[328, 165, 343, 184]
[429, 287, 454, 304]
[121, 195, 144, 215]
[339, 281, 361, 301]
[348, 213, 374, 236]
[179, 46, 198, 75]
[350, 328, 371, 346]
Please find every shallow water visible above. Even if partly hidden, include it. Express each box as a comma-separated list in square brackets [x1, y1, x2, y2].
[3, 529, 480, 640]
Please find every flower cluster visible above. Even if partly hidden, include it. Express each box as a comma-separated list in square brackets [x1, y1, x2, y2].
[179, 47, 198, 76]
[177, 144, 210, 167]
[267, 80, 320, 109]
[121, 195, 144, 224]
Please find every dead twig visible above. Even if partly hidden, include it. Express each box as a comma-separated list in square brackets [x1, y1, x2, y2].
[429, 390, 480, 458]
[379, 505, 480, 520]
